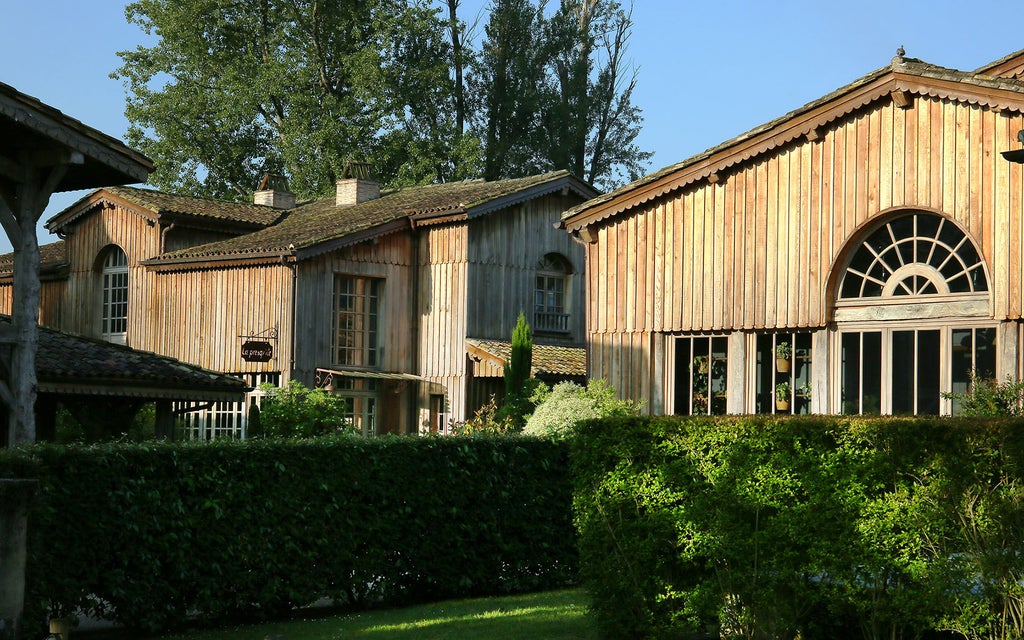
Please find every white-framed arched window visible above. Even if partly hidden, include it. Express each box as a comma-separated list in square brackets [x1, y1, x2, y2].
[832, 211, 994, 416]
[101, 246, 129, 344]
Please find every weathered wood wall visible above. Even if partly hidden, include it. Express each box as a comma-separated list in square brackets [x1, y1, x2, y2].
[586, 95, 1024, 402]
[293, 231, 414, 382]
[418, 223, 469, 422]
[466, 194, 586, 343]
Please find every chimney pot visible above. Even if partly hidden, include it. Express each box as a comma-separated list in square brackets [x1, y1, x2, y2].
[254, 173, 296, 209]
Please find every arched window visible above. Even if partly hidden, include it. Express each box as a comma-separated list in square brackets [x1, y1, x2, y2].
[832, 211, 994, 416]
[535, 253, 572, 334]
[101, 246, 128, 344]
[839, 212, 987, 300]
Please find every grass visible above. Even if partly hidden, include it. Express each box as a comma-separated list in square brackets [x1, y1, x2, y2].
[98, 589, 596, 640]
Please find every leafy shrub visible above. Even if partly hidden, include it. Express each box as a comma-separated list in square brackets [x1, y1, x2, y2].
[450, 396, 516, 435]
[0, 436, 576, 635]
[572, 415, 1024, 640]
[942, 372, 1024, 416]
[255, 381, 355, 437]
[523, 379, 642, 437]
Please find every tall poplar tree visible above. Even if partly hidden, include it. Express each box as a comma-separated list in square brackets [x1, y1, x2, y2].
[472, 0, 649, 189]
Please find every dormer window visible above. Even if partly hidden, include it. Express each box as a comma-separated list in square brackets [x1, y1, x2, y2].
[535, 253, 572, 334]
[101, 246, 129, 344]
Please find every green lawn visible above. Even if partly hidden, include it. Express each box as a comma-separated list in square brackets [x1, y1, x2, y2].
[145, 589, 596, 640]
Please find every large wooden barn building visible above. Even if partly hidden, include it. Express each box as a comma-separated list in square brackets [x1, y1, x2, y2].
[562, 49, 1024, 417]
[0, 170, 594, 437]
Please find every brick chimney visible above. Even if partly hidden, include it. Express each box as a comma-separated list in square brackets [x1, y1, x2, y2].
[336, 162, 380, 206]
[254, 173, 296, 210]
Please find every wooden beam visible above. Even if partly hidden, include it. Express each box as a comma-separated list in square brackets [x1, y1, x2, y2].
[805, 128, 823, 142]
[577, 226, 598, 244]
[707, 172, 721, 184]
[890, 89, 914, 109]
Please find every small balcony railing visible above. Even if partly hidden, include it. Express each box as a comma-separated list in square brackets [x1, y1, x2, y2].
[534, 311, 570, 334]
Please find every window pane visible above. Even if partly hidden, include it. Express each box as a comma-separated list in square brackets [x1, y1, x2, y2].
[862, 332, 882, 415]
[917, 330, 940, 415]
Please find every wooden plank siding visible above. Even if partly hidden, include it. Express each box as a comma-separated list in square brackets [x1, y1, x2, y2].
[418, 223, 469, 420]
[293, 231, 414, 384]
[584, 95, 1024, 405]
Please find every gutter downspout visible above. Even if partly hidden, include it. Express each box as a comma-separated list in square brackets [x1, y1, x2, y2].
[159, 222, 176, 254]
[285, 251, 297, 384]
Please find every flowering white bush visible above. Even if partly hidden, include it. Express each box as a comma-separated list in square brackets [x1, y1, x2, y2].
[524, 379, 642, 437]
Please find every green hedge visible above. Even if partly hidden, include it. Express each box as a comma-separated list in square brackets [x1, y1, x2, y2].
[573, 415, 1024, 640]
[0, 436, 576, 634]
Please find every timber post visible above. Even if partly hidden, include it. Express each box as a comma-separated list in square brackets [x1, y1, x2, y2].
[0, 479, 38, 640]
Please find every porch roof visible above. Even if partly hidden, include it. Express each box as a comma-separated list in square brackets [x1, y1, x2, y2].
[465, 339, 587, 378]
[1, 318, 247, 402]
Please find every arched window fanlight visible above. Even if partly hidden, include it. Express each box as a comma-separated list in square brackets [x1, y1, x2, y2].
[839, 212, 987, 300]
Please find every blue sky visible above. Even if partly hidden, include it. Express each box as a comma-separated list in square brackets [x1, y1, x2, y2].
[3, 0, 1023, 253]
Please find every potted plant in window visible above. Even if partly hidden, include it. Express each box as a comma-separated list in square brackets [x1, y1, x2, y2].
[775, 381, 791, 411]
[775, 341, 792, 373]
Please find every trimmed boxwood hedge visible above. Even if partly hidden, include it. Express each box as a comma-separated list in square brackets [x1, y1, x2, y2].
[0, 435, 576, 634]
[572, 415, 1024, 640]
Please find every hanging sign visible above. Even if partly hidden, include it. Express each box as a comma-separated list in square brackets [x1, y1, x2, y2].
[241, 340, 274, 362]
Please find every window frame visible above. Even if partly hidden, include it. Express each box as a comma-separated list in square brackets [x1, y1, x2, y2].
[100, 246, 129, 344]
[332, 275, 384, 369]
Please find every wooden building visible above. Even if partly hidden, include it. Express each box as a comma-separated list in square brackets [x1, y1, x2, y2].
[561, 49, 1024, 417]
[0, 170, 594, 436]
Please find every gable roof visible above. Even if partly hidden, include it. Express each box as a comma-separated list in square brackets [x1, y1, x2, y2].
[562, 53, 1024, 234]
[46, 185, 286, 234]
[0, 317, 247, 401]
[143, 171, 596, 268]
[465, 338, 587, 378]
[0, 82, 152, 191]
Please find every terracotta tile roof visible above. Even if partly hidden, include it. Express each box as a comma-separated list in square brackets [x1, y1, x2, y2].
[17, 317, 247, 400]
[563, 55, 1024, 226]
[147, 171, 591, 263]
[104, 185, 286, 227]
[0, 241, 66, 275]
[466, 338, 587, 377]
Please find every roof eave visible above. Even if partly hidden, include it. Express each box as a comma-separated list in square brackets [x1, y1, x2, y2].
[563, 66, 1024, 233]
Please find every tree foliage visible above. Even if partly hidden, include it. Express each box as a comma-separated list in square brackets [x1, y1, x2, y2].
[115, 0, 649, 200]
[115, 0, 479, 200]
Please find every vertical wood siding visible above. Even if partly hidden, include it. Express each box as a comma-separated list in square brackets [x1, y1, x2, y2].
[293, 232, 414, 384]
[586, 95, 1024, 405]
[466, 193, 586, 341]
[418, 224, 469, 419]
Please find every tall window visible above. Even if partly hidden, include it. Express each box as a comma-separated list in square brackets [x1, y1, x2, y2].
[674, 335, 728, 415]
[535, 254, 571, 334]
[754, 332, 813, 415]
[333, 276, 383, 368]
[101, 247, 129, 344]
[834, 211, 992, 415]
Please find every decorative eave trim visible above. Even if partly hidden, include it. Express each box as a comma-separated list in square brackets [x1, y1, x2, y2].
[46, 189, 159, 233]
[294, 217, 412, 261]
[143, 251, 297, 272]
[563, 68, 1024, 235]
[469, 174, 597, 223]
[562, 73, 898, 234]
[37, 380, 246, 401]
